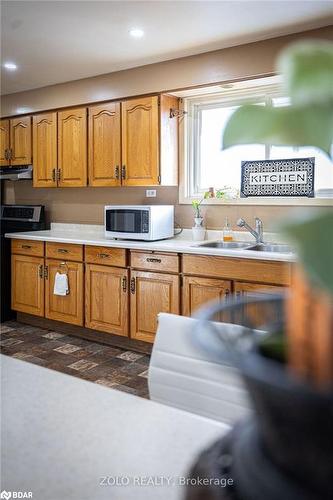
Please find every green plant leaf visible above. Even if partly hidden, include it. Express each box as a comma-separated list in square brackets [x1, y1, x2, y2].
[222, 103, 333, 157]
[282, 211, 333, 294]
[278, 41, 333, 106]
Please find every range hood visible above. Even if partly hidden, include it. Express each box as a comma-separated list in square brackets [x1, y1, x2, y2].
[0, 165, 33, 181]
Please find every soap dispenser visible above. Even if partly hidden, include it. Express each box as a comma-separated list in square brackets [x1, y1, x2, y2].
[222, 218, 233, 242]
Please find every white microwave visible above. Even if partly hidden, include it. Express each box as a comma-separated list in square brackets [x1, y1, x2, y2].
[104, 205, 174, 241]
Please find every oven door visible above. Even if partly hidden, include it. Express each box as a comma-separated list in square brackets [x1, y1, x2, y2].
[105, 208, 150, 238]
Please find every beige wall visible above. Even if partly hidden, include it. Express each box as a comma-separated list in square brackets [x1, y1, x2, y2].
[2, 25, 333, 230]
[4, 181, 327, 231]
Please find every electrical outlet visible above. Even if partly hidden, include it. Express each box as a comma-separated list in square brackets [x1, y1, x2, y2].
[146, 189, 157, 197]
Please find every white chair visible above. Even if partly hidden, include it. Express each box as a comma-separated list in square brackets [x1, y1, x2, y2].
[148, 312, 251, 425]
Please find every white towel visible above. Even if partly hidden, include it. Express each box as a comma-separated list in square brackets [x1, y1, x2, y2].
[53, 272, 69, 296]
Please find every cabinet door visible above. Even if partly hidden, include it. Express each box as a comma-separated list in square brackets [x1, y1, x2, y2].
[11, 254, 44, 316]
[121, 96, 159, 186]
[88, 103, 121, 186]
[10, 116, 32, 165]
[130, 270, 179, 343]
[58, 108, 87, 187]
[45, 259, 84, 326]
[234, 281, 286, 328]
[85, 264, 128, 336]
[33, 112, 57, 187]
[0, 119, 10, 166]
[183, 276, 232, 320]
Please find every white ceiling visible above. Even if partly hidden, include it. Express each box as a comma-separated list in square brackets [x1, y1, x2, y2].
[1, 0, 333, 95]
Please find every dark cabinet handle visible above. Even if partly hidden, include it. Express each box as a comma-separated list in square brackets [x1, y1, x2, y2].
[97, 253, 109, 259]
[52, 168, 56, 182]
[146, 258, 162, 263]
[122, 276, 127, 292]
[130, 277, 136, 294]
[38, 264, 44, 278]
[57, 248, 68, 254]
[121, 165, 126, 180]
[22, 244, 32, 249]
[115, 166, 120, 180]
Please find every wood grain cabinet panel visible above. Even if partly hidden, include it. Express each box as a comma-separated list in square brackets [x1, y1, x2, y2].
[88, 103, 121, 186]
[11, 239, 44, 257]
[46, 242, 83, 262]
[183, 254, 291, 286]
[11, 254, 44, 316]
[85, 264, 128, 336]
[130, 270, 179, 343]
[233, 281, 286, 327]
[130, 251, 179, 273]
[10, 116, 32, 166]
[0, 119, 10, 166]
[45, 259, 84, 326]
[85, 246, 126, 267]
[182, 276, 232, 318]
[33, 112, 57, 187]
[58, 108, 87, 187]
[121, 96, 159, 186]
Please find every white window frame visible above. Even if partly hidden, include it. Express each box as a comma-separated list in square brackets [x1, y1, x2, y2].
[178, 79, 333, 206]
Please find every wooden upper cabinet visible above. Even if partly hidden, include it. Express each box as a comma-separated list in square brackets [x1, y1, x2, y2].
[121, 96, 159, 186]
[130, 270, 180, 343]
[85, 264, 129, 336]
[58, 107, 87, 187]
[88, 103, 121, 186]
[0, 119, 10, 167]
[45, 259, 84, 326]
[33, 112, 57, 187]
[11, 254, 44, 317]
[10, 116, 32, 166]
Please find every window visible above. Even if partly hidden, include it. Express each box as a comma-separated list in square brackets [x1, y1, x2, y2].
[181, 77, 333, 203]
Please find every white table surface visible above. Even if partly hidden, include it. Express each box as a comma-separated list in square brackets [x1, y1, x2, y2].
[1, 355, 229, 500]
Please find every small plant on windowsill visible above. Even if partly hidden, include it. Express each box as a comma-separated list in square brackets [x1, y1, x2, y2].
[191, 192, 210, 226]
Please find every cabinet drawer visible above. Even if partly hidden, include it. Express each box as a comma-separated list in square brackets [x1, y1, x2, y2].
[11, 239, 44, 257]
[46, 242, 83, 261]
[85, 246, 126, 267]
[183, 254, 291, 286]
[130, 251, 179, 273]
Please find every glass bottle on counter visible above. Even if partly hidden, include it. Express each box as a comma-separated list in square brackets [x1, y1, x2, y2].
[222, 218, 234, 242]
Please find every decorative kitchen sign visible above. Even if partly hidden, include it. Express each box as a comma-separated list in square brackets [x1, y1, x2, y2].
[240, 158, 315, 197]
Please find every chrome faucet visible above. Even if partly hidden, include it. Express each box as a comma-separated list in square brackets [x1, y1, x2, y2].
[237, 217, 264, 244]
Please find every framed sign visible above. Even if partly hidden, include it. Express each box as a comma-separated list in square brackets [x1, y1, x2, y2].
[240, 158, 315, 197]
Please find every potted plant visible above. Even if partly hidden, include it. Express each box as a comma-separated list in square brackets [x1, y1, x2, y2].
[186, 41, 333, 500]
[192, 192, 210, 241]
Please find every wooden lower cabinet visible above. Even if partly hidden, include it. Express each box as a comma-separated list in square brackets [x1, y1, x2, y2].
[85, 264, 128, 336]
[130, 270, 180, 343]
[11, 254, 44, 317]
[45, 259, 84, 326]
[233, 281, 286, 328]
[182, 276, 232, 318]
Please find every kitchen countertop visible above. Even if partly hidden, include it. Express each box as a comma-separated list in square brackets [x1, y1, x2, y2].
[5, 223, 296, 262]
[1, 355, 228, 500]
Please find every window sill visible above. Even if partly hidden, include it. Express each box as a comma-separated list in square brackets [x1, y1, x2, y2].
[178, 193, 333, 207]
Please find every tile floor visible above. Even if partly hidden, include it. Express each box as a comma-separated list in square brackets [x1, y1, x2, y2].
[0, 321, 150, 398]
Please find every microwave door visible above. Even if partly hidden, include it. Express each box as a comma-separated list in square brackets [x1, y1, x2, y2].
[106, 209, 149, 234]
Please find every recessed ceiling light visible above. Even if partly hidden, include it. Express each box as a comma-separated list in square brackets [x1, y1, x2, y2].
[3, 62, 17, 71]
[129, 28, 144, 38]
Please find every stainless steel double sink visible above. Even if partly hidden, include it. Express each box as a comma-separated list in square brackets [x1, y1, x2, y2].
[196, 241, 293, 254]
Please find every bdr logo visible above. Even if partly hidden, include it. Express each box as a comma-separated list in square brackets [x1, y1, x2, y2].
[1, 492, 33, 499]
